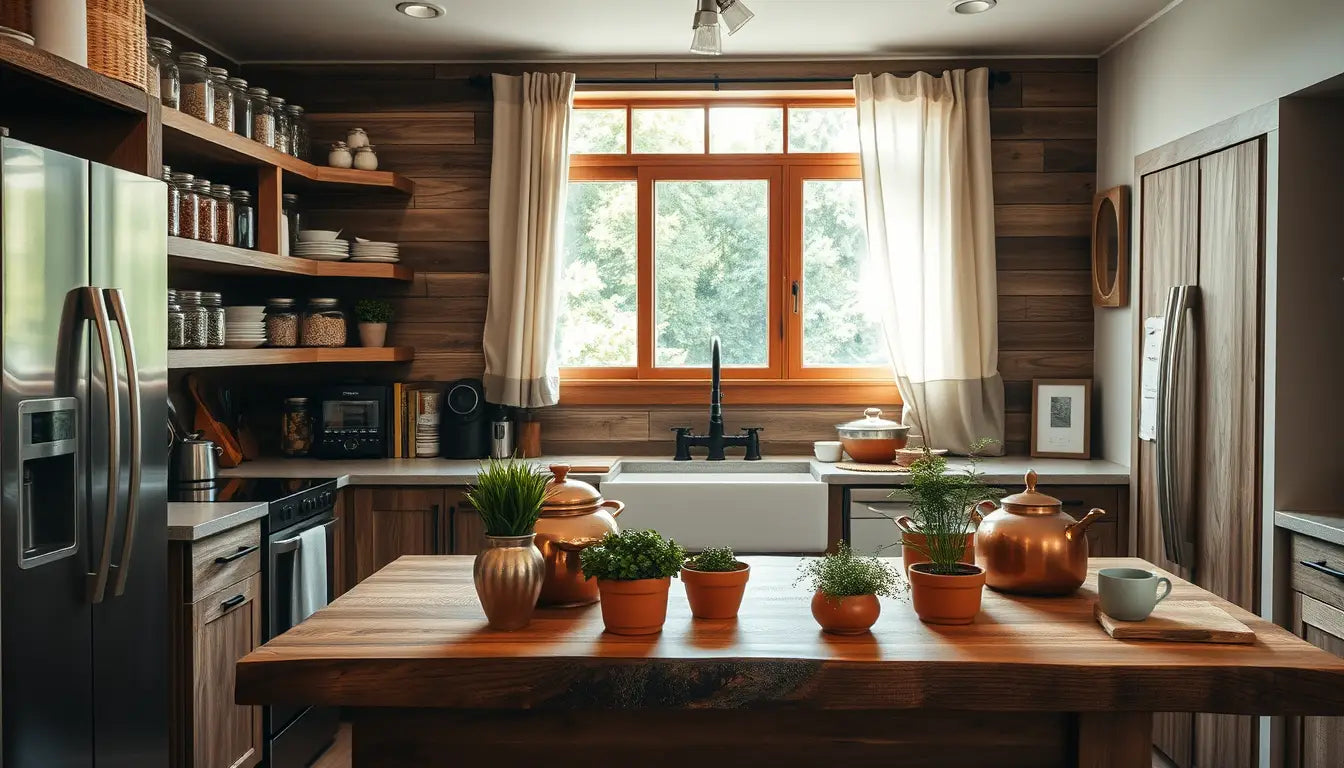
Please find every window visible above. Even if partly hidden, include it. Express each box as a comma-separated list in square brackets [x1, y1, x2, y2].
[560, 96, 893, 404]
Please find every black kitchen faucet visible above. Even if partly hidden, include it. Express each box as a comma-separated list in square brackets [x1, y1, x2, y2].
[671, 336, 763, 461]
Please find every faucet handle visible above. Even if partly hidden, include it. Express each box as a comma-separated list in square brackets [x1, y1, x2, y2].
[741, 427, 763, 461]
[670, 426, 693, 436]
[740, 426, 763, 433]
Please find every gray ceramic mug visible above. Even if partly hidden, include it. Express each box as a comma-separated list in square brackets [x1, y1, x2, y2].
[1098, 567, 1172, 621]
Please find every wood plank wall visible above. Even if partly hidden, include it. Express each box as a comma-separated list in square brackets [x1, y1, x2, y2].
[243, 59, 1096, 456]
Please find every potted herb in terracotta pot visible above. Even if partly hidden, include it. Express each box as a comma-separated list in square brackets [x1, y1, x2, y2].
[580, 529, 685, 635]
[466, 458, 551, 631]
[903, 442, 1000, 625]
[353, 298, 393, 347]
[682, 546, 750, 620]
[795, 542, 904, 635]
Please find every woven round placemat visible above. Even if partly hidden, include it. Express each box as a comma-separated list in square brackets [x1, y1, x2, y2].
[834, 462, 911, 473]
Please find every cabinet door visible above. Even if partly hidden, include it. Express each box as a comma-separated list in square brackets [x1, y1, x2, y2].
[1293, 593, 1344, 768]
[332, 489, 350, 599]
[192, 574, 262, 768]
[351, 488, 447, 583]
[447, 488, 485, 555]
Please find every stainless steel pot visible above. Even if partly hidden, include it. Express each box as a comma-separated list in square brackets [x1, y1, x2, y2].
[172, 432, 221, 485]
[835, 408, 910, 464]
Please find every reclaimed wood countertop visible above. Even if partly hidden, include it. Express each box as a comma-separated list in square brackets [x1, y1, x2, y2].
[236, 556, 1344, 716]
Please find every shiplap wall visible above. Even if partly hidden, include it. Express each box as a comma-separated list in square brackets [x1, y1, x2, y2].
[244, 59, 1096, 456]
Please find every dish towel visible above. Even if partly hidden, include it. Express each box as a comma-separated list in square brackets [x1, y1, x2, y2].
[290, 525, 328, 626]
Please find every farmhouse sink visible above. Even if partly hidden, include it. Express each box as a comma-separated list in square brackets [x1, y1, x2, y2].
[601, 462, 827, 553]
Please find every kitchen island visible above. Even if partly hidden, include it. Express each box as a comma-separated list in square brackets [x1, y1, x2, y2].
[236, 557, 1344, 767]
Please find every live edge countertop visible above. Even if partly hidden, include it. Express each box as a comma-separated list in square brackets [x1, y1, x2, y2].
[167, 500, 268, 542]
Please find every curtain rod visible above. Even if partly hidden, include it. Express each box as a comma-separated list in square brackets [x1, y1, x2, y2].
[466, 69, 1010, 91]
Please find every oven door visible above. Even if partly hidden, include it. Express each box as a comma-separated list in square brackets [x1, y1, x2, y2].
[265, 511, 335, 737]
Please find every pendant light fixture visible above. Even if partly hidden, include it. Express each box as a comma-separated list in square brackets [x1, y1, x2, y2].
[716, 0, 754, 35]
[690, 0, 722, 56]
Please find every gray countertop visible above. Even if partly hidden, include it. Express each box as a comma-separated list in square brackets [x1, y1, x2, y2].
[168, 501, 268, 542]
[1275, 510, 1344, 548]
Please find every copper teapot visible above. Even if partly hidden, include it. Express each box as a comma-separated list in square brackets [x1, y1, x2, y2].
[973, 470, 1106, 595]
[534, 464, 624, 607]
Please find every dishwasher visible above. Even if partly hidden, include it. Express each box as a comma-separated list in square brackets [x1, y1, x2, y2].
[847, 487, 911, 556]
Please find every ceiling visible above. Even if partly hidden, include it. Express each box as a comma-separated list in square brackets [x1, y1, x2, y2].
[148, 0, 1174, 62]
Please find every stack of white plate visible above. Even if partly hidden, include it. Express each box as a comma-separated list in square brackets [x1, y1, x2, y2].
[0, 26, 35, 45]
[293, 239, 351, 262]
[350, 240, 400, 263]
[224, 306, 266, 349]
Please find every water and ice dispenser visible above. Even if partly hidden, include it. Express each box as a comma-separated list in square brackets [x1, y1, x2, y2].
[16, 397, 78, 569]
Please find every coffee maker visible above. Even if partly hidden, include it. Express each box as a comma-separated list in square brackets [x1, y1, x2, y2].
[439, 379, 490, 459]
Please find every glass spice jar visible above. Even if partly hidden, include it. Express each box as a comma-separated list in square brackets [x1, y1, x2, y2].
[282, 194, 301, 254]
[211, 183, 234, 246]
[271, 97, 291, 155]
[177, 52, 214, 123]
[227, 77, 252, 138]
[352, 145, 378, 171]
[282, 397, 313, 457]
[264, 298, 299, 347]
[201, 292, 226, 348]
[207, 66, 234, 132]
[301, 298, 347, 347]
[162, 164, 180, 237]
[167, 290, 185, 350]
[146, 36, 167, 99]
[346, 128, 369, 149]
[193, 179, 216, 243]
[248, 87, 274, 148]
[152, 37, 178, 109]
[327, 141, 352, 169]
[178, 290, 209, 349]
[232, 190, 255, 250]
[171, 172, 198, 240]
[287, 104, 308, 159]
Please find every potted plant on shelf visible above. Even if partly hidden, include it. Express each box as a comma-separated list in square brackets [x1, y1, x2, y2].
[682, 546, 750, 620]
[795, 541, 904, 635]
[580, 529, 685, 635]
[466, 458, 552, 631]
[353, 298, 393, 347]
[903, 441, 1001, 625]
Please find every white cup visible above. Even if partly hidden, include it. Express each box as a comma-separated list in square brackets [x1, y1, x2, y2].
[813, 441, 843, 463]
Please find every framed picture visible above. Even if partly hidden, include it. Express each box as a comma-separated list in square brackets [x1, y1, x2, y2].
[1031, 379, 1092, 459]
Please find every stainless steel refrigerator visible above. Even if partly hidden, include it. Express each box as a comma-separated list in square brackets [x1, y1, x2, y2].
[0, 138, 168, 767]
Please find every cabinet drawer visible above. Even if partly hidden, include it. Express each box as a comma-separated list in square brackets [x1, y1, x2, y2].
[189, 522, 262, 603]
[1292, 534, 1344, 614]
[1055, 486, 1122, 519]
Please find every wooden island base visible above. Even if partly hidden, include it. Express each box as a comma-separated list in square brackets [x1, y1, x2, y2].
[347, 707, 1152, 767]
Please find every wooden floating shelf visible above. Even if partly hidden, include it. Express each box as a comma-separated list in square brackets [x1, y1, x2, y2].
[168, 347, 414, 369]
[160, 109, 414, 194]
[168, 237, 414, 281]
[0, 37, 149, 115]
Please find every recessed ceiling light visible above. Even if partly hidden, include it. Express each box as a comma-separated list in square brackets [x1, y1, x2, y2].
[951, 0, 997, 14]
[396, 2, 444, 19]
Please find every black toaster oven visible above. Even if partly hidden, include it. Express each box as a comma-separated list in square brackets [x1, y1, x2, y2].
[313, 385, 389, 459]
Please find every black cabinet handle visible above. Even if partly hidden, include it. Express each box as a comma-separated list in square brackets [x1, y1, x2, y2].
[215, 544, 259, 564]
[220, 594, 246, 611]
[432, 504, 441, 555]
[1302, 559, 1344, 580]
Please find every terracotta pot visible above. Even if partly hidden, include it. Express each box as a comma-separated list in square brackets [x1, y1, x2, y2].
[596, 577, 672, 635]
[908, 563, 986, 625]
[896, 517, 976, 573]
[682, 563, 750, 619]
[357, 322, 387, 347]
[809, 591, 880, 635]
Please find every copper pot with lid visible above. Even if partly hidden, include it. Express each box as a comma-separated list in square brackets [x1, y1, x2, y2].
[973, 470, 1106, 595]
[835, 408, 911, 464]
[535, 464, 624, 607]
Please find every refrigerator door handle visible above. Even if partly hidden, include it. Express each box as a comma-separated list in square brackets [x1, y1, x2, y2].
[105, 288, 142, 597]
[1155, 284, 1197, 571]
[84, 287, 122, 604]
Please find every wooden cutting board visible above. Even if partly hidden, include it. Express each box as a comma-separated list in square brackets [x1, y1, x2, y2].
[1094, 600, 1254, 644]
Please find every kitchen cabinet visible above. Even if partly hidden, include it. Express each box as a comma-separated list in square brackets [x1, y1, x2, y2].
[1288, 533, 1344, 768]
[332, 488, 350, 599]
[350, 488, 449, 583]
[446, 488, 485, 555]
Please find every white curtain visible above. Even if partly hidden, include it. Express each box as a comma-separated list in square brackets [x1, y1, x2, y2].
[482, 72, 576, 407]
[854, 68, 1004, 455]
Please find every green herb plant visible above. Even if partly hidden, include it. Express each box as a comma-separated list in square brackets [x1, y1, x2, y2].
[684, 546, 742, 572]
[465, 458, 552, 537]
[353, 298, 394, 324]
[580, 530, 686, 582]
[899, 439, 1004, 575]
[794, 541, 904, 600]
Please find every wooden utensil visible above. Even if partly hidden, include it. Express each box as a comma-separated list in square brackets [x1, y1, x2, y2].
[184, 374, 243, 467]
[1094, 600, 1254, 644]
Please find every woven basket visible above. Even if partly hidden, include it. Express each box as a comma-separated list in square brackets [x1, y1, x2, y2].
[0, 0, 32, 34]
[86, 0, 147, 91]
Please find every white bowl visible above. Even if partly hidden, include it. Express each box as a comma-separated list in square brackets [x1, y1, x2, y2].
[813, 440, 843, 463]
[297, 229, 342, 242]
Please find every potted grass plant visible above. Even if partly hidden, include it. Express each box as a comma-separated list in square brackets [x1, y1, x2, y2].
[466, 458, 552, 631]
[353, 298, 393, 347]
[580, 530, 685, 635]
[795, 542, 904, 635]
[682, 546, 750, 620]
[902, 441, 1002, 625]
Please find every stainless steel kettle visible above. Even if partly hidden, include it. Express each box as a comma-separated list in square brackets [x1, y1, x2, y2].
[172, 432, 221, 485]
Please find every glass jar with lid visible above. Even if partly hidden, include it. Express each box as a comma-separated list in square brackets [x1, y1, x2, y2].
[301, 298, 347, 347]
[207, 66, 234, 131]
[248, 87, 274, 147]
[282, 397, 313, 457]
[201, 292, 226, 348]
[327, 141, 352, 169]
[151, 37, 178, 109]
[170, 172, 197, 240]
[167, 289, 185, 349]
[264, 298, 299, 347]
[176, 52, 214, 123]
[162, 164, 179, 237]
[352, 145, 378, 171]
[282, 194, 301, 254]
[178, 290, 209, 349]
[193, 179, 216, 243]
[227, 77, 252, 138]
[286, 104, 308, 159]
[145, 36, 166, 100]
[232, 190, 255, 250]
[270, 97, 291, 155]
[211, 183, 234, 246]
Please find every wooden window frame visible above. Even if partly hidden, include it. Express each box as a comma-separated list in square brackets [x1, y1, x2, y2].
[561, 94, 899, 406]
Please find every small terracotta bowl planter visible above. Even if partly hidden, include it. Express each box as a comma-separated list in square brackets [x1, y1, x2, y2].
[596, 577, 673, 635]
[810, 591, 881, 635]
[895, 512, 983, 573]
[683, 562, 751, 619]
[908, 562, 986, 625]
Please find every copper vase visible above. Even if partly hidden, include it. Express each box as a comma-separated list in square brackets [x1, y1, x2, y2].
[473, 534, 544, 630]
